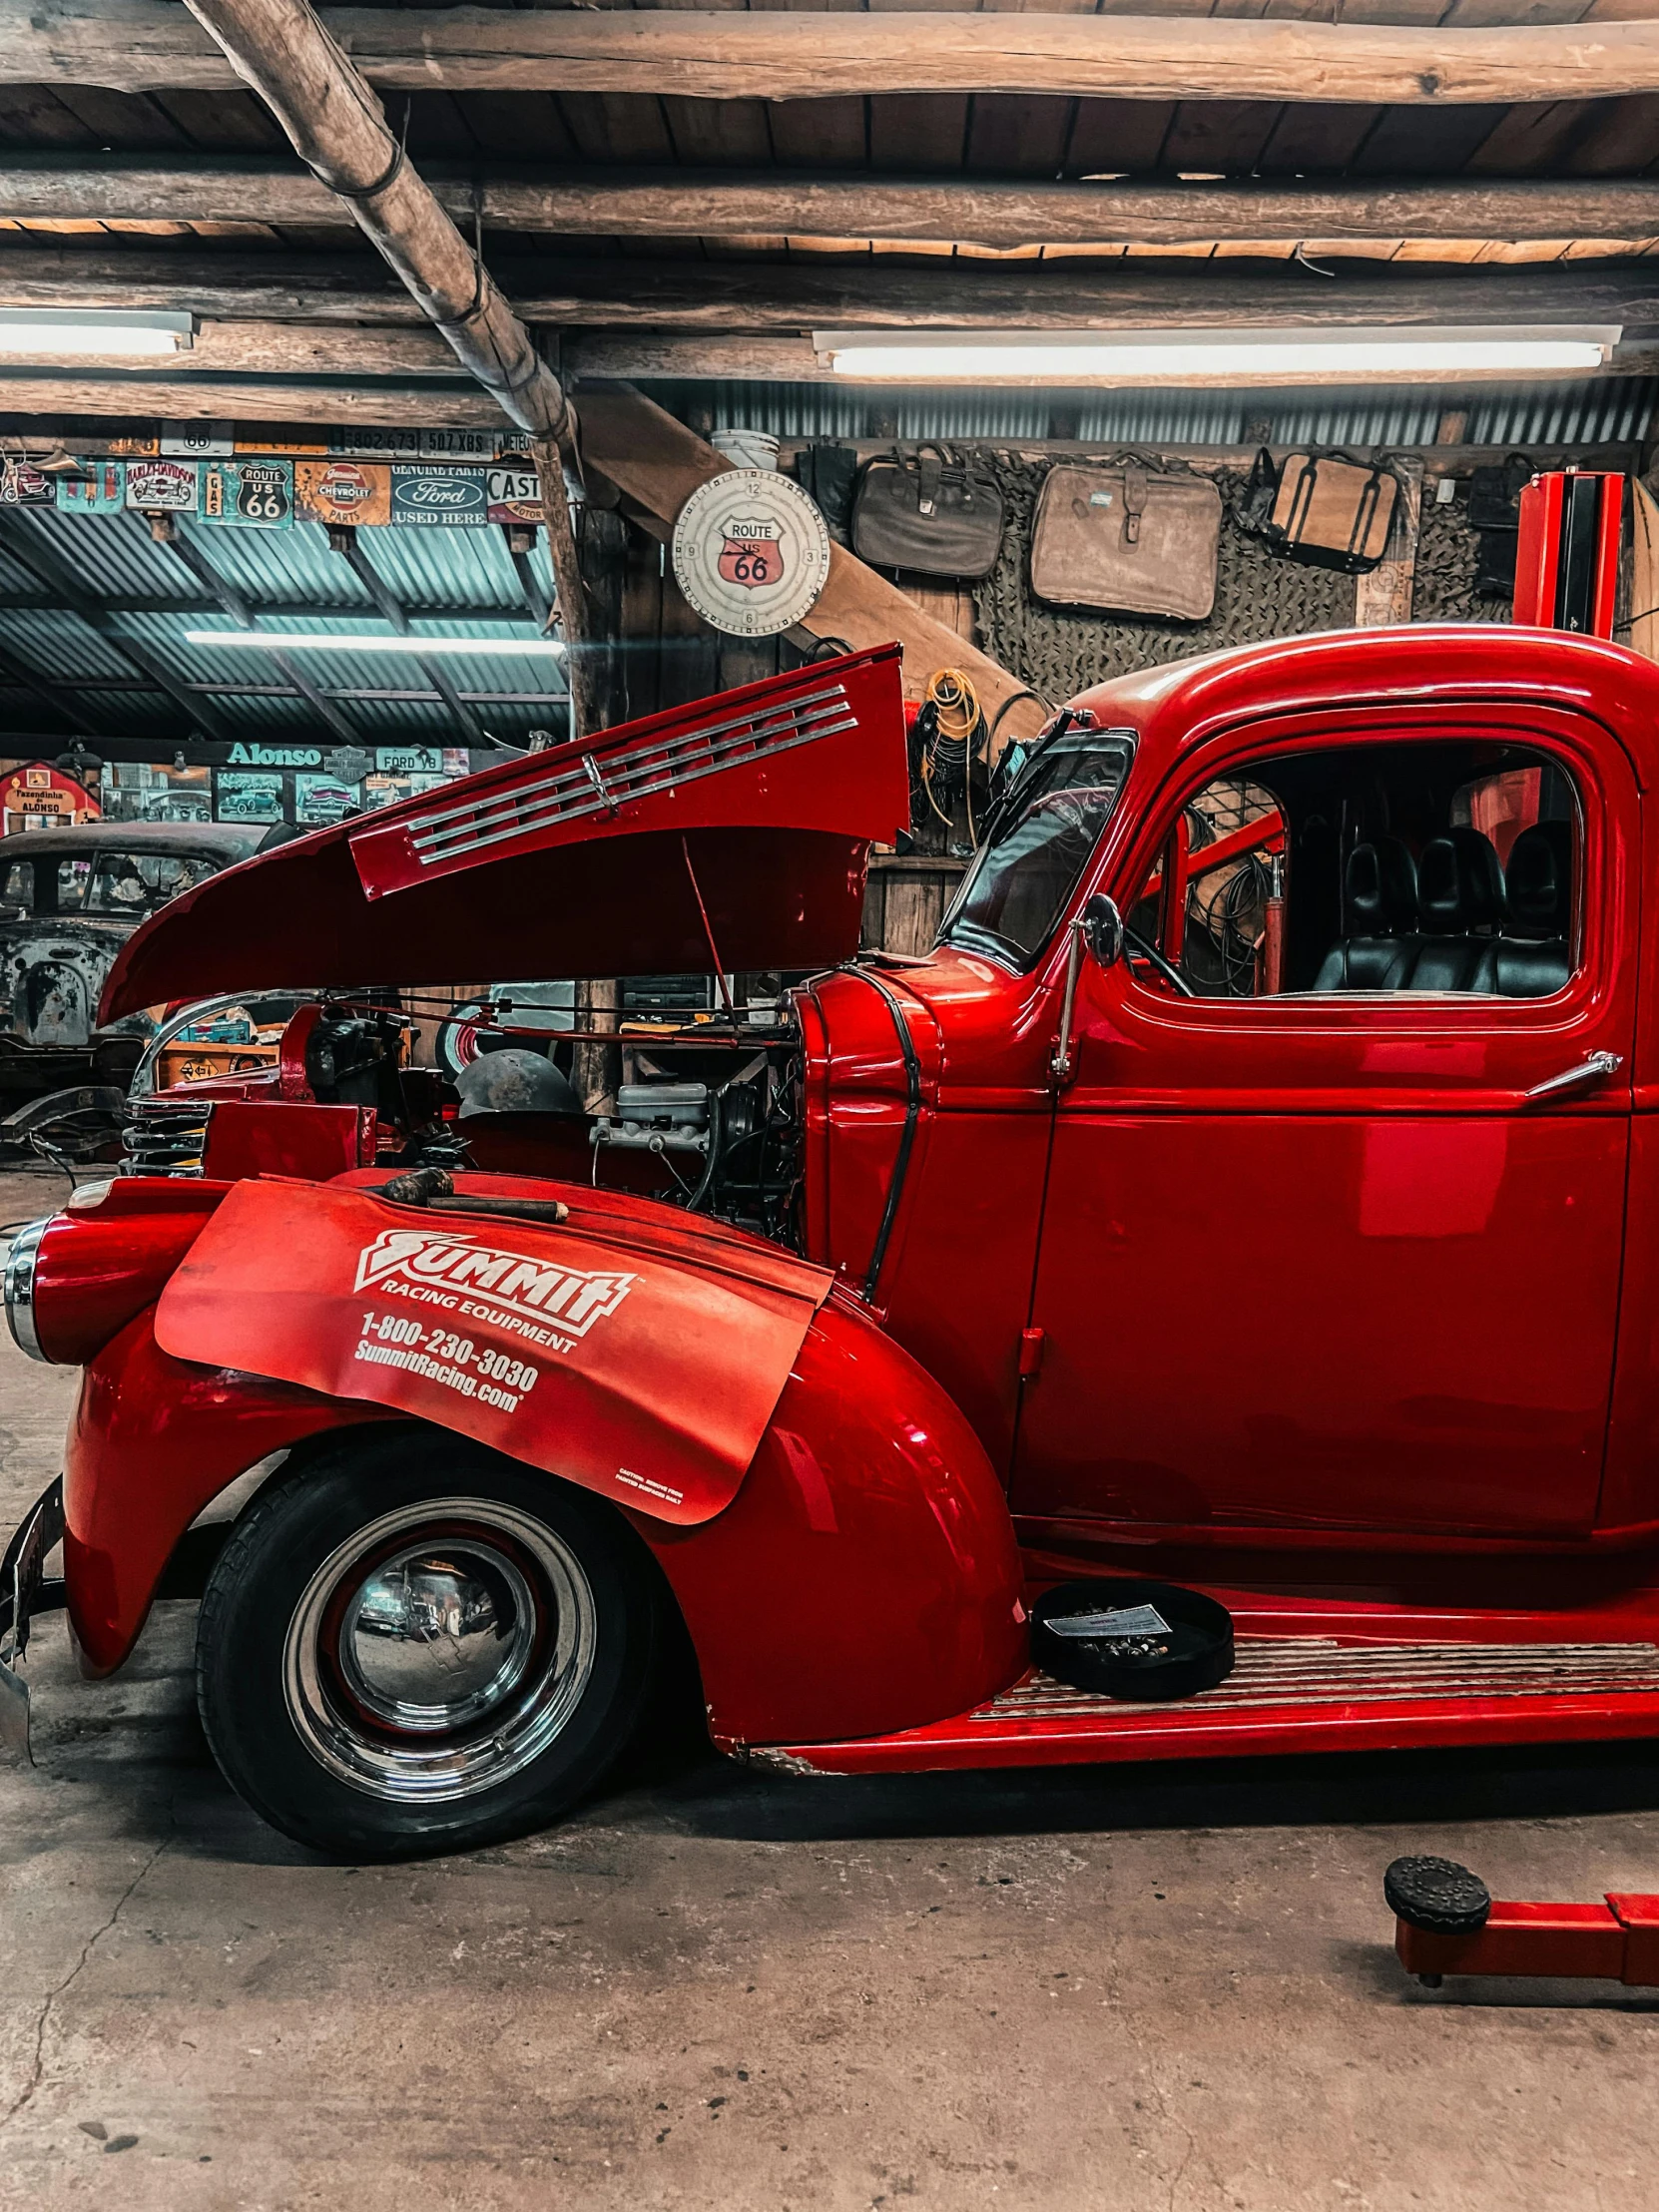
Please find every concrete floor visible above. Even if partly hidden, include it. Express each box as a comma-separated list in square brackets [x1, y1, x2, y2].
[1, 1163, 1657, 2211]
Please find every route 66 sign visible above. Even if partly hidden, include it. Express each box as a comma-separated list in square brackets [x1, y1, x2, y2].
[203, 458, 292, 529]
[671, 471, 830, 638]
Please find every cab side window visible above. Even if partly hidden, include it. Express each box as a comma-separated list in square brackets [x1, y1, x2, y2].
[0, 859, 33, 919]
[1127, 740, 1581, 1000]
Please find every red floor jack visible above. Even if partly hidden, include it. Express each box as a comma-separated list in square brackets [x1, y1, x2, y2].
[1386, 1859, 1659, 1990]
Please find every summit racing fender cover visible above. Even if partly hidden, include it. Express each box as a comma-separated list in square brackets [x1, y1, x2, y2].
[155, 1180, 832, 1526]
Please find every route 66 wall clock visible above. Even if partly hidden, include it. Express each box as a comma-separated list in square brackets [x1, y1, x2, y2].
[671, 469, 831, 638]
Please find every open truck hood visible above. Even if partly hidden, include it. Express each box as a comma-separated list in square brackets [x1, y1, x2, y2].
[101, 645, 907, 1021]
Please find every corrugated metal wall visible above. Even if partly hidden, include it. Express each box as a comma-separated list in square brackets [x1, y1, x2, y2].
[648, 376, 1659, 449]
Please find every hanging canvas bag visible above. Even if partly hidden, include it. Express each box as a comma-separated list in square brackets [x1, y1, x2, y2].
[849, 444, 1005, 579]
[1247, 449, 1401, 575]
[1029, 457, 1222, 620]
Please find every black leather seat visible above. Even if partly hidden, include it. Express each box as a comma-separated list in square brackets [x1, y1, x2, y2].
[1479, 821, 1572, 998]
[1314, 837, 1419, 990]
[1398, 830, 1503, 992]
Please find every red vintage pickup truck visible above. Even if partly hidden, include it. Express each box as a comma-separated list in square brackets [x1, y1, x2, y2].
[5, 625, 1659, 1860]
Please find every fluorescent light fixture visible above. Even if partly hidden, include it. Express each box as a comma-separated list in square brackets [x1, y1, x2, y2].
[185, 630, 566, 658]
[813, 324, 1621, 383]
[0, 308, 194, 357]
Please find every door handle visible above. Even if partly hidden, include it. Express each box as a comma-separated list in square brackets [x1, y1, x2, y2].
[1522, 1050, 1623, 1105]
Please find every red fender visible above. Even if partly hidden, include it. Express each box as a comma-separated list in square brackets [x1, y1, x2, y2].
[64, 1316, 388, 1676]
[64, 1300, 1026, 1741]
[154, 1178, 835, 1526]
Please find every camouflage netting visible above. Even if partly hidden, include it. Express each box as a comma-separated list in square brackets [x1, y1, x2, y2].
[970, 454, 1508, 710]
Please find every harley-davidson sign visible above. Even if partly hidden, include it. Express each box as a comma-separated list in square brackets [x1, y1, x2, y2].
[671, 471, 831, 639]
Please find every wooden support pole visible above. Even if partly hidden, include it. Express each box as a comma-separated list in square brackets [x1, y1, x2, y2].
[11, 5, 1659, 108]
[178, 0, 603, 735]
[10, 160, 1659, 251]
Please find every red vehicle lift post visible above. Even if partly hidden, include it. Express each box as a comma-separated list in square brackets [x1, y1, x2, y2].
[1387, 1858, 1659, 1988]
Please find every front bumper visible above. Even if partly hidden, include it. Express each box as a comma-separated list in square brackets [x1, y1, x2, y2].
[0, 1477, 66, 1761]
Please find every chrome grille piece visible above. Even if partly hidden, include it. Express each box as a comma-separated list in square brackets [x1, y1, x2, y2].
[390, 680, 856, 868]
[976, 1639, 1659, 1721]
[122, 1098, 214, 1178]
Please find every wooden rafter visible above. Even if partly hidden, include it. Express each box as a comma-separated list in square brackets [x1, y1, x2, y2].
[9, 161, 1659, 250]
[3, 251, 1654, 336]
[8, 4, 1659, 107]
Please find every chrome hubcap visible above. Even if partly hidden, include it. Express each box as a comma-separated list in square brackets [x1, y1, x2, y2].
[283, 1498, 597, 1804]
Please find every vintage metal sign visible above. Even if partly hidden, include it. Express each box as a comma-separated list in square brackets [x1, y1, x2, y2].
[202, 458, 293, 529]
[672, 470, 831, 638]
[294, 459, 391, 528]
[389, 463, 489, 528]
[0, 463, 54, 508]
[487, 462, 542, 526]
[1, 762, 99, 834]
[56, 460, 126, 513]
[214, 771, 284, 824]
[161, 424, 235, 457]
[124, 459, 200, 514]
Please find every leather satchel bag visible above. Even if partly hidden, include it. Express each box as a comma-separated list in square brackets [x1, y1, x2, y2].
[1248, 449, 1400, 575]
[1029, 458, 1222, 621]
[849, 444, 1005, 579]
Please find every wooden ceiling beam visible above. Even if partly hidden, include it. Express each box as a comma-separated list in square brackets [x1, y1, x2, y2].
[0, 374, 509, 425]
[3, 249, 1652, 336]
[9, 161, 1659, 249]
[9, 4, 1659, 106]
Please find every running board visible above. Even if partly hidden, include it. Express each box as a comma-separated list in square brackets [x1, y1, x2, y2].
[745, 1637, 1659, 1776]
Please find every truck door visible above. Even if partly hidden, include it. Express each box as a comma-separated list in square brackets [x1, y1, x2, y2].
[1012, 708, 1637, 1540]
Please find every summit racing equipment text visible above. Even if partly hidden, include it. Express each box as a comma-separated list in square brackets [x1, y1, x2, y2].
[353, 1229, 634, 1355]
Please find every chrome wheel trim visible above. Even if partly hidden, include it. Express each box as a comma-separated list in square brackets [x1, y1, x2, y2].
[282, 1497, 598, 1805]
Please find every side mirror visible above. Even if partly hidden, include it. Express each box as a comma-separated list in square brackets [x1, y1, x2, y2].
[1081, 893, 1124, 968]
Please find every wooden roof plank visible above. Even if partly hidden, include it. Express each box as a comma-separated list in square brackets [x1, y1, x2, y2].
[15, 7, 1659, 106]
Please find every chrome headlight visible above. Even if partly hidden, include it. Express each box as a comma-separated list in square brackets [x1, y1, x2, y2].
[3, 1218, 50, 1364]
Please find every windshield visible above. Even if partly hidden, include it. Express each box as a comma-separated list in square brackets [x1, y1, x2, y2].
[940, 728, 1135, 966]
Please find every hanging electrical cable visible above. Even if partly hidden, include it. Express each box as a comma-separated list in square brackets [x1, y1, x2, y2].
[914, 668, 989, 847]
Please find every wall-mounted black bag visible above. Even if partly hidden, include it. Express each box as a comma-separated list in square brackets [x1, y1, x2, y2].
[794, 441, 859, 546]
[1466, 452, 1535, 534]
[1239, 447, 1401, 576]
[850, 444, 1006, 579]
